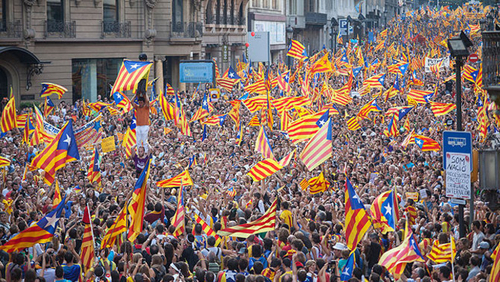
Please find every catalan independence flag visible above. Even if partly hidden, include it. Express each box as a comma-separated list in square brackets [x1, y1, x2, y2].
[363, 73, 386, 88]
[287, 40, 308, 60]
[218, 199, 277, 238]
[80, 205, 95, 272]
[112, 92, 133, 114]
[122, 113, 137, 158]
[171, 184, 186, 237]
[247, 159, 282, 182]
[0, 156, 10, 168]
[346, 116, 361, 131]
[345, 177, 371, 250]
[110, 60, 153, 95]
[30, 119, 80, 185]
[193, 213, 222, 247]
[308, 172, 330, 194]
[427, 237, 456, 263]
[0, 95, 16, 133]
[87, 148, 102, 186]
[299, 117, 332, 171]
[0, 195, 66, 252]
[127, 159, 150, 241]
[40, 83, 67, 99]
[101, 205, 127, 249]
[490, 242, 500, 282]
[255, 126, 274, 160]
[157, 170, 193, 187]
[429, 102, 456, 116]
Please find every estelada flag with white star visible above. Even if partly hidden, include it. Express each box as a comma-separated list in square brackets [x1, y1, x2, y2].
[31, 119, 80, 185]
[0, 195, 66, 252]
[110, 60, 153, 95]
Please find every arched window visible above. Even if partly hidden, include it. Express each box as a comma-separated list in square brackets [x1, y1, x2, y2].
[230, 0, 234, 24]
[172, 0, 183, 31]
[205, 0, 213, 24]
[223, 0, 227, 24]
[216, 0, 220, 24]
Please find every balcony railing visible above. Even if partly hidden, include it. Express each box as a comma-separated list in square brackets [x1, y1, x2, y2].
[169, 22, 203, 38]
[305, 12, 327, 25]
[205, 15, 245, 26]
[101, 21, 131, 38]
[0, 20, 22, 38]
[44, 20, 76, 38]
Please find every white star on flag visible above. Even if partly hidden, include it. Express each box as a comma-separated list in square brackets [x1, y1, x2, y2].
[45, 213, 60, 229]
[130, 63, 140, 69]
[342, 268, 350, 276]
[63, 134, 72, 146]
[383, 203, 392, 216]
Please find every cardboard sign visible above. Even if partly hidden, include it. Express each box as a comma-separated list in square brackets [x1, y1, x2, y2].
[116, 132, 124, 141]
[101, 136, 116, 153]
[406, 192, 419, 202]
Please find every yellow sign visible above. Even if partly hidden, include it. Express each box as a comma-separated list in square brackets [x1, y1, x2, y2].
[116, 132, 124, 141]
[101, 136, 116, 153]
[210, 88, 220, 101]
[406, 192, 419, 202]
[164, 127, 172, 135]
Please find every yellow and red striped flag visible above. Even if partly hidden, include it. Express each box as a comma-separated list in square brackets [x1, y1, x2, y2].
[100, 205, 127, 249]
[287, 40, 308, 60]
[0, 195, 66, 253]
[122, 114, 137, 158]
[255, 126, 274, 160]
[299, 179, 309, 191]
[248, 115, 260, 126]
[429, 102, 456, 116]
[308, 172, 330, 194]
[278, 149, 295, 167]
[16, 114, 28, 128]
[363, 73, 386, 88]
[0, 94, 16, 133]
[218, 199, 277, 238]
[193, 213, 222, 247]
[245, 80, 267, 94]
[247, 159, 282, 182]
[30, 119, 80, 185]
[0, 156, 10, 168]
[80, 205, 95, 272]
[157, 170, 193, 187]
[127, 159, 150, 242]
[300, 117, 332, 171]
[40, 82, 67, 99]
[490, 242, 500, 282]
[427, 237, 456, 263]
[346, 116, 361, 131]
[110, 60, 153, 95]
[378, 223, 425, 279]
[345, 178, 371, 250]
[287, 110, 327, 143]
[310, 53, 333, 74]
[407, 89, 434, 104]
[171, 184, 186, 237]
[217, 78, 237, 91]
[87, 148, 102, 186]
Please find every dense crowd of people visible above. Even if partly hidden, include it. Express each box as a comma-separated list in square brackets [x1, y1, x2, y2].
[0, 3, 499, 282]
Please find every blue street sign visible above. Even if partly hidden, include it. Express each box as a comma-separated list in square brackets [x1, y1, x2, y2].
[443, 130, 472, 170]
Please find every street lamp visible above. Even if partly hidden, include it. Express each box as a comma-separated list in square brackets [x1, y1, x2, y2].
[383, 9, 388, 28]
[330, 17, 339, 53]
[447, 30, 472, 238]
[286, 25, 294, 67]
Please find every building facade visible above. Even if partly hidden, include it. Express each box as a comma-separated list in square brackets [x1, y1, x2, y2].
[201, 0, 248, 71]
[0, 0, 205, 104]
[248, 0, 287, 63]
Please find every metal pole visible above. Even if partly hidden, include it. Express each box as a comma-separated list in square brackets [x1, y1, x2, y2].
[334, 32, 337, 53]
[456, 56, 466, 239]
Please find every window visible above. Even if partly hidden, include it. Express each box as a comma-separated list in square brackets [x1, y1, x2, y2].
[0, 0, 6, 32]
[103, 0, 118, 32]
[205, 0, 213, 24]
[72, 58, 122, 102]
[223, 0, 227, 24]
[252, 0, 259, 8]
[230, 0, 234, 24]
[47, 0, 64, 32]
[173, 0, 183, 26]
[216, 0, 220, 24]
[290, 0, 297, 15]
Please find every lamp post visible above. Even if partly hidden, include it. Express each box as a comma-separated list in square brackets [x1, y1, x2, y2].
[447, 30, 473, 238]
[286, 25, 294, 67]
[384, 9, 388, 28]
[347, 15, 352, 42]
[330, 17, 339, 53]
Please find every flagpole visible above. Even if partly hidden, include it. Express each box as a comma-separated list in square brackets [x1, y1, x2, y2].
[451, 234, 455, 282]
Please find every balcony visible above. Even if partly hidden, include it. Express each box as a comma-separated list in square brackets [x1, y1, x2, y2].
[101, 21, 131, 38]
[305, 12, 327, 26]
[169, 22, 203, 44]
[205, 15, 245, 26]
[44, 21, 76, 38]
[0, 20, 22, 39]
